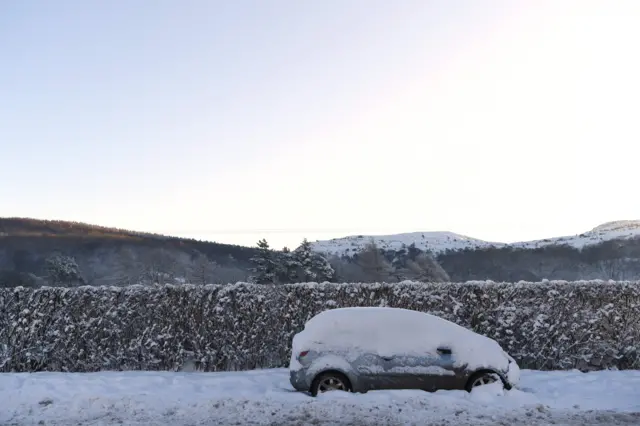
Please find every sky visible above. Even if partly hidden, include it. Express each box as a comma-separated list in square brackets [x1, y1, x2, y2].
[1, 0, 639, 250]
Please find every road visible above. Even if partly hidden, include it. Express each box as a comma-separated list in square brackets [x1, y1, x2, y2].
[2, 368, 639, 425]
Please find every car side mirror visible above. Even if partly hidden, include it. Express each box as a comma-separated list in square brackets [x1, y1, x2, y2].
[437, 347, 452, 355]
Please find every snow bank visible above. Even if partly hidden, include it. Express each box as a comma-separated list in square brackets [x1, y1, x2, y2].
[292, 307, 508, 371]
[1, 280, 640, 372]
[2, 368, 639, 425]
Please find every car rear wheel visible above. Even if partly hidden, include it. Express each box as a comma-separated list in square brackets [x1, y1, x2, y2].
[310, 372, 352, 397]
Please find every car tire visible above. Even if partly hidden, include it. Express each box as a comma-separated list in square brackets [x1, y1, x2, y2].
[310, 371, 352, 397]
[465, 371, 502, 392]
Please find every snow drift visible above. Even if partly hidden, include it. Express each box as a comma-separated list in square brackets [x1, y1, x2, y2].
[2, 368, 640, 425]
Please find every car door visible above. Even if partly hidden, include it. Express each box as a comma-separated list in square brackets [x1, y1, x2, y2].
[377, 346, 459, 391]
[378, 352, 436, 390]
[371, 322, 443, 390]
[353, 352, 388, 390]
[364, 316, 459, 391]
[420, 346, 460, 391]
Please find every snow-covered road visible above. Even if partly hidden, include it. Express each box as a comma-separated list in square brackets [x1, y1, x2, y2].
[2, 368, 640, 425]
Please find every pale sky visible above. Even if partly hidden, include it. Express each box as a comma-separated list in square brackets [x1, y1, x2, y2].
[2, 0, 639, 250]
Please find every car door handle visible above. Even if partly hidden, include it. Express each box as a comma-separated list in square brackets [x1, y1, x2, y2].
[381, 356, 395, 361]
[437, 347, 452, 355]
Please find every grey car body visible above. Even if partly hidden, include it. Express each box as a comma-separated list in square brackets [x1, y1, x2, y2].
[289, 307, 520, 396]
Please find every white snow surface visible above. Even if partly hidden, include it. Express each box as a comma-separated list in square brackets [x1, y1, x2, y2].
[311, 220, 640, 256]
[311, 231, 500, 256]
[2, 368, 640, 425]
[290, 307, 509, 373]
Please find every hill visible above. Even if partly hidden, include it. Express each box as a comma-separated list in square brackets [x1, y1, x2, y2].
[513, 220, 640, 250]
[3, 217, 640, 287]
[0, 218, 258, 287]
[310, 221, 640, 282]
[310, 231, 501, 256]
[310, 220, 640, 257]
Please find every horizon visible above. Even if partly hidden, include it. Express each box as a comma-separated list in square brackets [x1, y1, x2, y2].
[2, 1, 639, 250]
[3, 215, 638, 249]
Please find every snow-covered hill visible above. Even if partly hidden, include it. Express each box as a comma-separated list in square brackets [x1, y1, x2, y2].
[514, 220, 640, 250]
[310, 231, 504, 256]
[310, 220, 640, 257]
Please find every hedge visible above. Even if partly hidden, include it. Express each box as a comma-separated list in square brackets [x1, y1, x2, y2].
[1, 280, 639, 372]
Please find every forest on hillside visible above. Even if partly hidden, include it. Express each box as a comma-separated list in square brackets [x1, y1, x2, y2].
[2, 218, 640, 288]
[437, 237, 640, 282]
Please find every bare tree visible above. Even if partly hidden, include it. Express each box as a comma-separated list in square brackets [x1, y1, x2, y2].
[213, 265, 249, 284]
[329, 256, 370, 282]
[189, 253, 218, 285]
[112, 247, 146, 286]
[141, 249, 179, 285]
[406, 253, 450, 282]
[356, 240, 393, 282]
[596, 258, 637, 281]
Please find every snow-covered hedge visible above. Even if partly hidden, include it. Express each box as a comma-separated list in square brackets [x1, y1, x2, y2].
[1, 280, 639, 372]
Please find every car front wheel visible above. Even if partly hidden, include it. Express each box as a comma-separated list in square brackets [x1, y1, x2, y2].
[465, 371, 501, 392]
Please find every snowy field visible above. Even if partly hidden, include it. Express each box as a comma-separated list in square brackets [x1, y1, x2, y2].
[2, 369, 640, 425]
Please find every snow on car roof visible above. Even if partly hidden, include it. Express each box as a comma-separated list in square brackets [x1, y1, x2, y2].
[293, 307, 508, 372]
[304, 307, 465, 330]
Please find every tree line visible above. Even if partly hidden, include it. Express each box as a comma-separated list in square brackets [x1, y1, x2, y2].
[248, 238, 335, 284]
[248, 238, 451, 284]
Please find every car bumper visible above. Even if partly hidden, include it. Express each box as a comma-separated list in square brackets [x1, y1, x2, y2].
[505, 358, 521, 389]
[290, 369, 310, 392]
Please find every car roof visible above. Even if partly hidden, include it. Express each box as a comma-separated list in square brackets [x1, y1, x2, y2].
[305, 306, 460, 330]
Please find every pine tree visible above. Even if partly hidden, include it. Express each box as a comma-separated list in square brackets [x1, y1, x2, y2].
[45, 253, 85, 287]
[281, 247, 301, 283]
[296, 238, 316, 282]
[311, 253, 335, 282]
[249, 239, 278, 284]
[407, 243, 421, 260]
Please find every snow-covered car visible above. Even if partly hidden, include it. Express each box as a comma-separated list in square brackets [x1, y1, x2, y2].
[289, 307, 520, 396]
